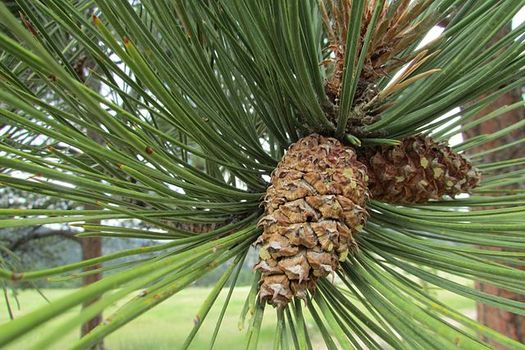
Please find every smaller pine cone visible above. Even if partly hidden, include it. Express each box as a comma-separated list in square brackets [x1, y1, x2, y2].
[358, 135, 481, 204]
[256, 134, 368, 307]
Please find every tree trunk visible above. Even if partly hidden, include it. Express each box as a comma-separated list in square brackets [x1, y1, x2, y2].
[80, 219, 104, 348]
[80, 130, 105, 350]
[80, 52, 105, 347]
[463, 26, 525, 349]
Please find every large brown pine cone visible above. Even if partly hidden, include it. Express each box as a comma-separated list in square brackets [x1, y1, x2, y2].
[256, 134, 368, 307]
[358, 135, 481, 204]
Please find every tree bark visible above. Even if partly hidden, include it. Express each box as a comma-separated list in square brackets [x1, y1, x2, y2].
[80, 216, 104, 348]
[80, 56, 105, 348]
[80, 130, 105, 350]
[463, 26, 525, 349]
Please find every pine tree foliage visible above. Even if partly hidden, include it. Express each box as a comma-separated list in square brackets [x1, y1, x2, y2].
[0, 1, 525, 349]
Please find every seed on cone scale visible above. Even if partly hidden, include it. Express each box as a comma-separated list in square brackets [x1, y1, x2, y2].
[256, 134, 369, 308]
[357, 135, 481, 204]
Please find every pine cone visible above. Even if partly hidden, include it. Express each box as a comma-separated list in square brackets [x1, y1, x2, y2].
[256, 134, 368, 307]
[358, 135, 481, 204]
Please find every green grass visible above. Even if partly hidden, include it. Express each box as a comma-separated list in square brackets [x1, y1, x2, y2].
[1, 286, 283, 350]
[1, 285, 474, 349]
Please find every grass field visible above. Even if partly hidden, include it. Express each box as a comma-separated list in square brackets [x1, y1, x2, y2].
[1, 286, 475, 349]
